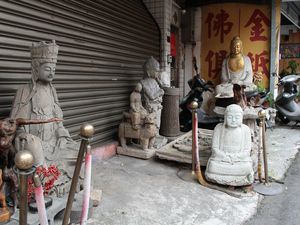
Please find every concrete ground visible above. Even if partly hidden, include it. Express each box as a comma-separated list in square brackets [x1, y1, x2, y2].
[88, 125, 300, 225]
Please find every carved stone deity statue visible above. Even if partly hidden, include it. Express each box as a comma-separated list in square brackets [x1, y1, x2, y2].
[139, 56, 164, 130]
[129, 83, 148, 129]
[205, 104, 254, 186]
[215, 36, 256, 98]
[10, 40, 80, 190]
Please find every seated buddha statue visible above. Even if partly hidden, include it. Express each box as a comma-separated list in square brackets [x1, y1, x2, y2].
[215, 36, 256, 99]
[205, 104, 254, 186]
[10, 41, 80, 191]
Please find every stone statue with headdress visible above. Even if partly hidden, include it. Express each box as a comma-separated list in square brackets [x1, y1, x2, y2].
[10, 40, 80, 192]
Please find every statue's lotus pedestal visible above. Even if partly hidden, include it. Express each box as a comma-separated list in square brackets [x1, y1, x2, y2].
[117, 145, 156, 159]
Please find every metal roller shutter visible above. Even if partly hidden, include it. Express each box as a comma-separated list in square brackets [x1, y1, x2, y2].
[0, 0, 160, 145]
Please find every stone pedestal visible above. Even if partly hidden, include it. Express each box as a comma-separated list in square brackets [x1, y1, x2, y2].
[117, 146, 156, 159]
[9, 196, 67, 225]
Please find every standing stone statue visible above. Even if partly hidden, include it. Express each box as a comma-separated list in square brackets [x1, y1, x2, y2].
[139, 56, 164, 130]
[10, 40, 80, 191]
[215, 36, 256, 98]
[205, 104, 254, 186]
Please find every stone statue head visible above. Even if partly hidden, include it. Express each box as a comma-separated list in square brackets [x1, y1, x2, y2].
[224, 104, 243, 128]
[230, 36, 243, 56]
[30, 40, 59, 83]
[143, 56, 160, 79]
[135, 83, 142, 93]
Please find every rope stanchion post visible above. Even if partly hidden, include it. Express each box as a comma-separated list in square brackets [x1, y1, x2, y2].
[62, 124, 94, 225]
[14, 150, 35, 225]
[253, 110, 283, 196]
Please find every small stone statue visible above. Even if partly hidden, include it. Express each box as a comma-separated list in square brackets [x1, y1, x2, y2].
[119, 113, 157, 150]
[10, 40, 80, 192]
[215, 36, 256, 98]
[139, 56, 164, 129]
[205, 104, 254, 186]
[128, 83, 148, 130]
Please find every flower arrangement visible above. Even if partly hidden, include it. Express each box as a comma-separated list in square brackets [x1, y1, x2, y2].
[27, 164, 61, 202]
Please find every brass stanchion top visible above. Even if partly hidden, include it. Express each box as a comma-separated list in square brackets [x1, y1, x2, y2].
[189, 101, 199, 110]
[258, 109, 266, 119]
[14, 150, 34, 170]
[80, 123, 95, 138]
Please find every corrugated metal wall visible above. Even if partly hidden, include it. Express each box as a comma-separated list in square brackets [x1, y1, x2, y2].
[0, 0, 160, 145]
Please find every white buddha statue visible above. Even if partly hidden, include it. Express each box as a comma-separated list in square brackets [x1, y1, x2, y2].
[205, 104, 254, 186]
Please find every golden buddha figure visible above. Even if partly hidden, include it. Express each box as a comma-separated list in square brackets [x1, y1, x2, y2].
[216, 36, 255, 98]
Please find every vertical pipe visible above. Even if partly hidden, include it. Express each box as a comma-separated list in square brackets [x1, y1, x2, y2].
[193, 106, 199, 172]
[80, 145, 92, 225]
[258, 119, 263, 183]
[262, 116, 269, 184]
[269, 0, 277, 96]
[190, 100, 199, 173]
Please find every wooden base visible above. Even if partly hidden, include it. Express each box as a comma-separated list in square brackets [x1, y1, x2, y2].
[0, 208, 10, 223]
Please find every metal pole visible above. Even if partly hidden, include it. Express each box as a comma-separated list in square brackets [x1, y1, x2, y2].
[62, 124, 94, 225]
[80, 145, 92, 225]
[190, 101, 198, 173]
[253, 109, 283, 195]
[269, 0, 277, 97]
[261, 115, 269, 184]
[258, 110, 269, 184]
[19, 174, 28, 225]
[258, 117, 263, 183]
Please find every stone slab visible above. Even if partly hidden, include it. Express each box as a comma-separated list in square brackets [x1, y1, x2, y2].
[9, 196, 67, 225]
[153, 135, 168, 149]
[117, 146, 156, 159]
[156, 129, 213, 166]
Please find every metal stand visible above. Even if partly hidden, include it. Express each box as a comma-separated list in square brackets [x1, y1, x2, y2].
[176, 101, 199, 183]
[14, 150, 36, 225]
[253, 110, 284, 196]
[62, 124, 94, 225]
